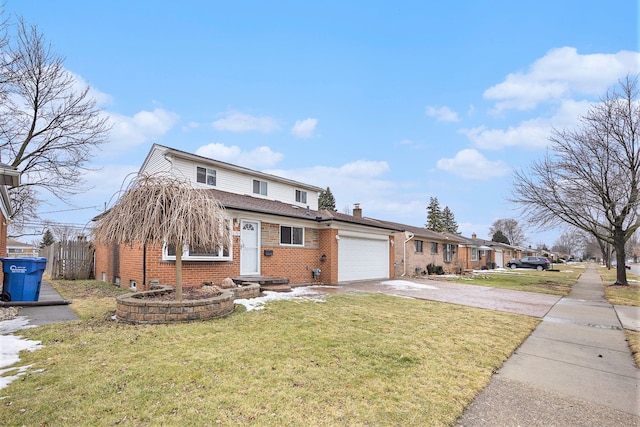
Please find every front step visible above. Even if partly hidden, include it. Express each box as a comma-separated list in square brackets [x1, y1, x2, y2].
[232, 276, 291, 292]
[260, 283, 292, 293]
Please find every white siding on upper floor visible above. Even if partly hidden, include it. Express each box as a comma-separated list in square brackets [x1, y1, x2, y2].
[140, 146, 319, 209]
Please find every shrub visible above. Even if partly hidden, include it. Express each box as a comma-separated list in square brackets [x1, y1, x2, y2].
[427, 263, 445, 275]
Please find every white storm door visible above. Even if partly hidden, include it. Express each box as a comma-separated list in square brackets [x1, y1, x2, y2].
[240, 220, 260, 275]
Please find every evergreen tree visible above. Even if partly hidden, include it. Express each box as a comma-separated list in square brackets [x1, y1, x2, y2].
[425, 197, 444, 231]
[39, 229, 55, 248]
[442, 206, 459, 234]
[492, 230, 510, 244]
[318, 187, 336, 211]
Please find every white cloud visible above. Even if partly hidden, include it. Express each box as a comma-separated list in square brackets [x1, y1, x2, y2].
[338, 159, 390, 177]
[484, 47, 640, 113]
[196, 143, 283, 169]
[463, 99, 592, 150]
[69, 71, 113, 107]
[182, 121, 200, 131]
[436, 149, 510, 179]
[108, 108, 179, 150]
[266, 159, 394, 209]
[291, 118, 318, 138]
[425, 106, 459, 122]
[212, 112, 280, 133]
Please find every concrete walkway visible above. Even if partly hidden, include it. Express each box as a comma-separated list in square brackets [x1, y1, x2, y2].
[456, 264, 640, 426]
[9, 281, 78, 328]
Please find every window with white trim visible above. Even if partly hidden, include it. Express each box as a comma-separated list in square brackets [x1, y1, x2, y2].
[196, 167, 216, 186]
[415, 240, 423, 253]
[163, 220, 231, 261]
[471, 247, 478, 261]
[252, 179, 267, 196]
[295, 189, 307, 204]
[280, 225, 304, 246]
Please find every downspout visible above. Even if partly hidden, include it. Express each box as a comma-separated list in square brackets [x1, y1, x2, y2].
[401, 231, 415, 277]
[142, 244, 146, 291]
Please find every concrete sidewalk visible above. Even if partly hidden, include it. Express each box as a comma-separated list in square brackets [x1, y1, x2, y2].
[457, 264, 640, 426]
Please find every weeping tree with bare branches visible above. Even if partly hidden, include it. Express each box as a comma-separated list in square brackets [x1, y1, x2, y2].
[511, 75, 640, 286]
[92, 173, 229, 300]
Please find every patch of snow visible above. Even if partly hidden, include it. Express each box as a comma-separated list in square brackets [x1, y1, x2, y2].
[0, 317, 43, 390]
[380, 280, 438, 290]
[234, 286, 326, 311]
[0, 316, 34, 335]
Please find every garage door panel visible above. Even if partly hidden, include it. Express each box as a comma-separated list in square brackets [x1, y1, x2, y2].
[338, 236, 389, 282]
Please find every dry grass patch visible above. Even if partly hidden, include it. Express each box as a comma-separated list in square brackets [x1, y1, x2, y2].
[449, 264, 582, 296]
[596, 266, 640, 307]
[48, 279, 131, 320]
[625, 330, 640, 367]
[0, 291, 538, 426]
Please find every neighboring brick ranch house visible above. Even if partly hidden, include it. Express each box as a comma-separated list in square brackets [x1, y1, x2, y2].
[94, 144, 397, 290]
[458, 233, 521, 270]
[371, 219, 466, 276]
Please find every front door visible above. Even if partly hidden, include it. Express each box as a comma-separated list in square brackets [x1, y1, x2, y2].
[240, 219, 260, 275]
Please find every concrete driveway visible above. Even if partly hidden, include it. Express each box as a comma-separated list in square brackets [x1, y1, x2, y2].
[311, 277, 562, 318]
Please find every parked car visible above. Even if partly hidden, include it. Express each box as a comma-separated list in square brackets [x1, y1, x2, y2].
[507, 256, 551, 271]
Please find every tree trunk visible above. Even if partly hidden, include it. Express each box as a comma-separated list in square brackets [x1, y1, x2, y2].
[613, 226, 628, 286]
[175, 242, 183, 300]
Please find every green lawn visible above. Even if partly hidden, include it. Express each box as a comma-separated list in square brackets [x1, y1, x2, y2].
[0, 280, 539, 426]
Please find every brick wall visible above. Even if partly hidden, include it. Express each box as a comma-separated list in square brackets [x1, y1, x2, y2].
[94, 218, 396, 288]
[318, 228, 338, 284]
[0, 211, 7, 257]
[94, 219, 331, 290]
[393, 234, 458, 276]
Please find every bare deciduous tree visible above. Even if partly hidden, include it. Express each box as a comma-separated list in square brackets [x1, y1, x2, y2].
[92, 173, 229, 300]
[0, 16, 111, 235]
[488, 218, 527, 246]
[511, 76, 640, 285]
[552, 228, 587, 258]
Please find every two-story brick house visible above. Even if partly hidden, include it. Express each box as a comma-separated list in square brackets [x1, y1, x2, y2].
[94, 144, 397, 290]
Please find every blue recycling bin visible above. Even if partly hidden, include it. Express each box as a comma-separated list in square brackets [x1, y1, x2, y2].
[0, 257, 47, 302]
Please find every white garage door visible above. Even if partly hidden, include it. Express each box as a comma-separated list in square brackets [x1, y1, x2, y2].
[338, 235, 389, 282]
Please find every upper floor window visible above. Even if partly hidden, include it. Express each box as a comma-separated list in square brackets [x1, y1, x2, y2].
[414, 240, 423, 253]
[295, 189, 307, 204]
[280, 225, 304, 246]
[197, 167, 216, 186]
[431, 242, 438, 254]
[253, 179, 268, 196]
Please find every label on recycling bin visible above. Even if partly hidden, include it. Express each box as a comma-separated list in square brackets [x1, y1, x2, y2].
[9, 265, 27, 273]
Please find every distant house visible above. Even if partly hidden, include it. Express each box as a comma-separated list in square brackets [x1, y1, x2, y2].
[94, 144, 397, 290]
[458, 233, 520, 270]
[6, 239, 39, 258]
[372, 219, 466, 276]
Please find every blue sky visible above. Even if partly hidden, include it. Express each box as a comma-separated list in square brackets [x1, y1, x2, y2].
[4, 1, 639, 246]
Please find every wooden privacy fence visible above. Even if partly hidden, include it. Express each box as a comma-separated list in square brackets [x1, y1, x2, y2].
[39, 238, 95, 280]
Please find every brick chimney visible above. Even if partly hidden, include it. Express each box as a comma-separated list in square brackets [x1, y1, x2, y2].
[472, 232, 477, 240]
[353, 203, 362, 218]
